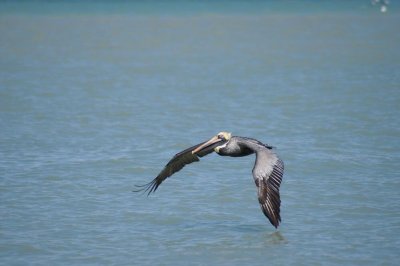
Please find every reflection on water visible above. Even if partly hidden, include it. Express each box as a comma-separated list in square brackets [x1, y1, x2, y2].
[371, 0, 390, 13]
[266, 231, 288, 245]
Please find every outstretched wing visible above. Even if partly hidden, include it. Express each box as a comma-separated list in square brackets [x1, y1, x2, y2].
[134, 139, 224, 195]
[253, 150, 284, 228]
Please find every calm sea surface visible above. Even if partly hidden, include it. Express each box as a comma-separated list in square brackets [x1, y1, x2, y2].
[1, 1, 399, 265]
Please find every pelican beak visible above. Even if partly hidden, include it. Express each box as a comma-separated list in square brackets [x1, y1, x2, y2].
[192, 136, 221, 154]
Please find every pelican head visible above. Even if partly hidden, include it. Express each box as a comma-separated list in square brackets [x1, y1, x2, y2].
[192, 132, 231, 154]
[216, 131, 231, 141]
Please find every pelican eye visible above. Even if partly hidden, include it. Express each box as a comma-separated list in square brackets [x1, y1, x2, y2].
[217, 134, 225, 140]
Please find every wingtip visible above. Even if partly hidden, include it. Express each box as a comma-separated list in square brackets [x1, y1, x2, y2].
[132, 178, 159, 195]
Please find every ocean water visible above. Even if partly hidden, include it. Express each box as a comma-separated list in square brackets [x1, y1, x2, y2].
[1, 1, 400, 265]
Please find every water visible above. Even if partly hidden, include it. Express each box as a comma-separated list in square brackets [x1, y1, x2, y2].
[1, 1, 400, 265]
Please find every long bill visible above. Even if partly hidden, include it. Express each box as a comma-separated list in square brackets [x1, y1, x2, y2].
[192, 136, 221, 154]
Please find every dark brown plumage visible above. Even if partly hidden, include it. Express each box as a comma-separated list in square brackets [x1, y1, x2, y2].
[134, 132, 284, 228]
[134, 138, 226, 195]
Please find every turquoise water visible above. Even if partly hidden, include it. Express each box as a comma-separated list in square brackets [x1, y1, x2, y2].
[1, 1, 400, 265]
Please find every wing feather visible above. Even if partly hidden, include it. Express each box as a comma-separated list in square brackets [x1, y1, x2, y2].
[254, 155, 284, 228]
[134, 139, 224, 195]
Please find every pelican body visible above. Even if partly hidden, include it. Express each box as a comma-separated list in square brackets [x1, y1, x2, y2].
[135, 132, 284, 228]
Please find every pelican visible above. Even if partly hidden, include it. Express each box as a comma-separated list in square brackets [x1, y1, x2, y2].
[135, 132, 284, 228]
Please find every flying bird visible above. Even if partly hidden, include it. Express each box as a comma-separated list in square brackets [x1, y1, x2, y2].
[135, 132, 284, 228]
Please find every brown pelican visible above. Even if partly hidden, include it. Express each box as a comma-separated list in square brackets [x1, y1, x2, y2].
[135, 132, 284, 228]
